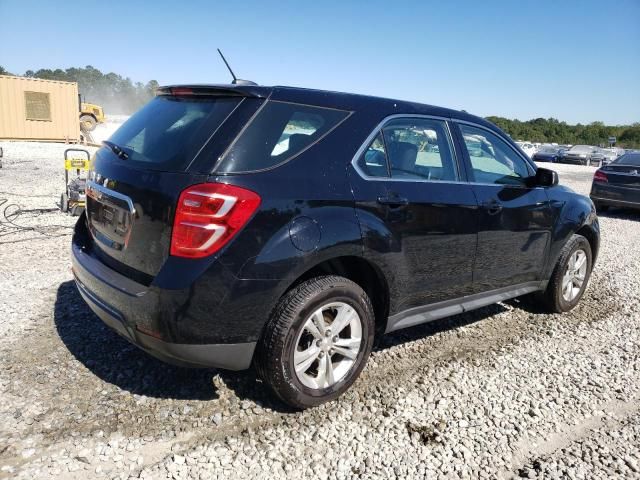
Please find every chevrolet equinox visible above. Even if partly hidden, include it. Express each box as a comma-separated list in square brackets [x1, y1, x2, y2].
[72, 84, 600, 408]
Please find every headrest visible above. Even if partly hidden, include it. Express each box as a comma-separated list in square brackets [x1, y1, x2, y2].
[388, 141, 418, 170]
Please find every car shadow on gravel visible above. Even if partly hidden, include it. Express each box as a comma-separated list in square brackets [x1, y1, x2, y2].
[376, 303, 509, 351]
[53, 280, 529, 413]
[54, 281, 221, 401]
[54, 280, 294, 412]
[596, 208, 639, 221]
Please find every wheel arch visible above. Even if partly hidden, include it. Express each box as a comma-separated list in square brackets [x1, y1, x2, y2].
[271, 255, 390, 338]
[543, 191, 600, 281]
[575, 222, 599, 263]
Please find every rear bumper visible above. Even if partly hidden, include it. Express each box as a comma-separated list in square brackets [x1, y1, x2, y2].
[590, 194, 640, 210]
[71, 241, 256, 370]
[590, 183, 640, 210]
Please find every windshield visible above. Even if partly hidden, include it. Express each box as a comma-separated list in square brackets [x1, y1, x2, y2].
[539, 146, 558, 153]
[107, 95, 240, 171]
[595, 148, 614, 156]
[612, 153, 640, 166]
[570, 145, 593, 153]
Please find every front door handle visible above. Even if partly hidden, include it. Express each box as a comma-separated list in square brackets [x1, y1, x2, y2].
[377, 195, 409, 207]
[481, 200, 503, 215]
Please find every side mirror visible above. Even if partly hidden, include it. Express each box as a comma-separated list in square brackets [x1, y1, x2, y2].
[534, 167, 558, 187]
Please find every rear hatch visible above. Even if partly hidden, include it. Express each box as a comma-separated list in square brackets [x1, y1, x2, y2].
[84, 87, 260, 283]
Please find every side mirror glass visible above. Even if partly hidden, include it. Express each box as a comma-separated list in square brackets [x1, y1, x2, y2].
[535, 167, 558, 187]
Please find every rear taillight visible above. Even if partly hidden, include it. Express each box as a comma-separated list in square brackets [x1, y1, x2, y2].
[593, 170, 608, 183]
[171, 183, 261, 258]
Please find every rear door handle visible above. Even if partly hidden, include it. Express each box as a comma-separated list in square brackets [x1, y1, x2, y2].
[481, 200, 503, 215]
[377, 195, 409, 207]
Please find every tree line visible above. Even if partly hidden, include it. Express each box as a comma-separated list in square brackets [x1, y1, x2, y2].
[0, 65, 638, 147]
[486, 116, 640, 149]
[0, 65, 158, 115]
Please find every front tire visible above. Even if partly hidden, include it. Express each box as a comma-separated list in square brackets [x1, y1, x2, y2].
[60, 193, 69, 213]
[541, 234, 592, 313]
[255, 275, 375, 409]
[80, 115, 97, 132]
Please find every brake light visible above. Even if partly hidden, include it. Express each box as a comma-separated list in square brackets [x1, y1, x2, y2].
[593, 170, 608, 183]
[171, 183, 261, 258]
[168, 87, 193, 96]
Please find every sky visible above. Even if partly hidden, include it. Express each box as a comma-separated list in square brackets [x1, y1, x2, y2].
[1, 0, 638, 125]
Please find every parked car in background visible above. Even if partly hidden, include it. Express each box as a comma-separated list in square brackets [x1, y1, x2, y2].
[71, 83, 600, 408]
[592, 148, 624, 166]
[560, 145, 598, 166]
[609, 147, 625, 156]
[515, 141, 536, 158]
[532, 145, 565, 163]
[590, 152, 640, 212]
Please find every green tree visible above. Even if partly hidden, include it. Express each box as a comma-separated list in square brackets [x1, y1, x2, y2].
[485, 117, 640, 148]
[618, 124, 640, 147]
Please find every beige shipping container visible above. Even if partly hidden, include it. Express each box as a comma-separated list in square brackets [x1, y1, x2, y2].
[0, 75, 80, 142]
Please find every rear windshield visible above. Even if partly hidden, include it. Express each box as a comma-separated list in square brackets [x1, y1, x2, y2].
[613, 153, 640, 166]
[216, 100, 350, 173]
[106, 95, 240, 171]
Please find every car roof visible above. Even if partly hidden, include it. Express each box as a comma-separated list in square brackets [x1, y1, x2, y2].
[160, 83, 499, 132]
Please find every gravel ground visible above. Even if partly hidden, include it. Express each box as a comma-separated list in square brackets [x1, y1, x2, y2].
[0, 152, 638, 479]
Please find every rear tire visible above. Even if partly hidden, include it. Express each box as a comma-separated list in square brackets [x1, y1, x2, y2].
[255, 275, 375, 409]
[540, 234, 592, 313]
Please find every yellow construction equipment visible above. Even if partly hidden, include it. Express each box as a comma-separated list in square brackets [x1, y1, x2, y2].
[79, 98, 105, 132]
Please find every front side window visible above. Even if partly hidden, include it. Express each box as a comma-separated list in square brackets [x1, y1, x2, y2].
[356, 118, 458, 181]
[459, 124, 532, 186]
[217, 101, 350, 173]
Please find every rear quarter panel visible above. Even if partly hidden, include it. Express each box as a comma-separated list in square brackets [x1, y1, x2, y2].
[208, 111, 374, 284]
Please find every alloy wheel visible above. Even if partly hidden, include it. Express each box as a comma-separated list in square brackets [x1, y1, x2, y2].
[562, 249, 588, 302]
[293, 302, 362, 389]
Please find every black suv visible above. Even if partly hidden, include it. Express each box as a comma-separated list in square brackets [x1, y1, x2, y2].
[72, 84, 599, 408]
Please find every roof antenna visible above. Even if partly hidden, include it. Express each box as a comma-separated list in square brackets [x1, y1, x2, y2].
[217, 48, 257, 86]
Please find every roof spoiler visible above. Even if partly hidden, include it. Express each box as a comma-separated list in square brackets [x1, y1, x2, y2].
[156, 85, 264, 98]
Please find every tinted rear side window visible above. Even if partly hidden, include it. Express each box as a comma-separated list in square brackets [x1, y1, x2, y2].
[107, 95, 240, 171]
[216, 101, 350, 173]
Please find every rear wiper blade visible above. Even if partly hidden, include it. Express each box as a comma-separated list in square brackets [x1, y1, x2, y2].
[103, 140, 129, 160]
